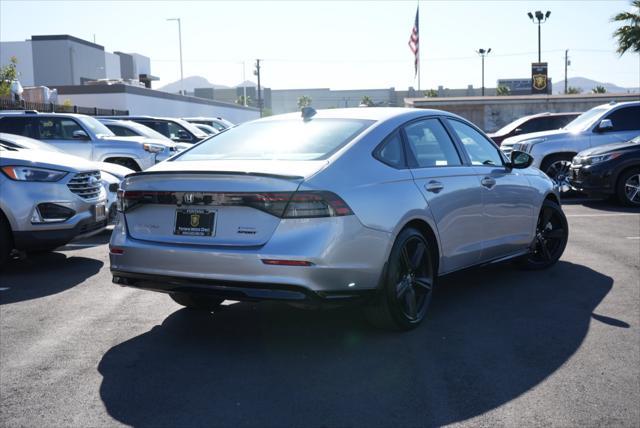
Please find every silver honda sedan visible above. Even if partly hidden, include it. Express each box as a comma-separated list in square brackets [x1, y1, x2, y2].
[110, 108, 568, 330]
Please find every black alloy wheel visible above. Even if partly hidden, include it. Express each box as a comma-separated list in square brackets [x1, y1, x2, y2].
[366, 228, 435, 330]
[520, 200, 569, 269]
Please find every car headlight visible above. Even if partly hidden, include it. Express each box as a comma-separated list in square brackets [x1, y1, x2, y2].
[585, 152, 622, 165]
[143, 143, 166, 154]
[1, 166, 68, 182]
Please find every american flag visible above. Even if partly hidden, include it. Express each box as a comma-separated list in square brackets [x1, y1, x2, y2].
[408, 7, 419, 77]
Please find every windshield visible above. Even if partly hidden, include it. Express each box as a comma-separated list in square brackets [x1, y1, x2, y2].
[125, 121, 172, 141]
[177, 118, 373, 161]
[494, 116, 530, 136]
[175, 119, 209, 138]
[563, 107, 609, 132]
[78, 116, 115, 137]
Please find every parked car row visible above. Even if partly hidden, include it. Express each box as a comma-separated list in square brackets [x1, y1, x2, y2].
[0, 110, 236, 266]
[496, 101, 640, 199]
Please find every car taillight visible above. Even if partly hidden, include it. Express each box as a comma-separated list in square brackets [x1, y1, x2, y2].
[116, 189, 353, 218]
[283, 191, 353, 218]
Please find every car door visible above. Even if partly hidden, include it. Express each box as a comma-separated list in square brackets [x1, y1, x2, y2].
[445, 118, 537, 261]
[591, 105, 640, 147]
[403, 117, 485, 273]
[36, 117, 93, 159]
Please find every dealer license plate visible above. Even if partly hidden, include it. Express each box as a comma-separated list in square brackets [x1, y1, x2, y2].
[174, 208, 215, 236]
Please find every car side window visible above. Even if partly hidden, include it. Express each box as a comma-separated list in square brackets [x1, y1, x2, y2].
[605, 106, 640, 131]
[403, 118, 462, 168]
[168, 122, 192, 141]
[520, 118, 543, 134]
[374, 131, 406, 168]
[447, 119, 504, 166]
[37, 118, 83, 140]
[0, 117, 37, 138]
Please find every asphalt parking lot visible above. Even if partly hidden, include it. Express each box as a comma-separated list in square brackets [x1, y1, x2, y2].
[1, 199, 638, 427]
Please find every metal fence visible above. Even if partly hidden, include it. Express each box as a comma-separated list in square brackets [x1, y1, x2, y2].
[0, 98, 129, 116]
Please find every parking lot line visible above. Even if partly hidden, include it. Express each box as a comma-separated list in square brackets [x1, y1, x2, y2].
[626, 237, 640, 240]
[566, 213, 640, 218]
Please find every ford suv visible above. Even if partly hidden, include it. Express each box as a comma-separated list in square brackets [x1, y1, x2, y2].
[500, 101, 640, 191]
[0, 112, 175, 171]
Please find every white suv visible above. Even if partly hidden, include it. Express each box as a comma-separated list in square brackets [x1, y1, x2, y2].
[501, 101, 640, 191]
[0, 112, 176, 171]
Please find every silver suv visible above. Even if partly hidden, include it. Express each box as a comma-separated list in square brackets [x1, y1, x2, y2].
[0, 112, 175, 171]
[0, 144, 108, 267]
[501, 101, 640, 191]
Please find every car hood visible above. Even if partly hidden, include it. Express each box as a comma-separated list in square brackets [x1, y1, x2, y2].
[95, 161, 135, 178]
[577, 140, 640, 157]
[145, 159, 329, 179]
[0, 148, 98, 173]
[501, 129, 569, 147]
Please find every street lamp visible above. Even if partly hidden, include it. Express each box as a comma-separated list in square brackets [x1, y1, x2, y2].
[476, 48, 491, 96]
[527, 10, 551, 63]
[167, 18, 184, 95]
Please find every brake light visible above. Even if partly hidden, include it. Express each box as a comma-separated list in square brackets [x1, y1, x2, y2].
[116, 189, 353, 218]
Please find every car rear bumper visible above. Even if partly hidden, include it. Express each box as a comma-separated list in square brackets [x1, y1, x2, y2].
[109, 214, 392, 297]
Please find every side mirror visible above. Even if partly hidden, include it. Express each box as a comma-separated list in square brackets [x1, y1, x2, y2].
[72, 130, 90, 140]
[596, 119, 613, 132]
[509, 150, 534, 169]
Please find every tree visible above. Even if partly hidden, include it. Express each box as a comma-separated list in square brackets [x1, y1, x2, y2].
[612, 0, 640, 55]
[297, 95, 312, 109]
[496, 85, 510, 96]
[236, 95, 252, 106]
[567, 86, 583, 94]
[0, 56, 18, 98]
[592, 85, 607, 94]
[360, 95, 374, 107]
[424, 89, 438, 98]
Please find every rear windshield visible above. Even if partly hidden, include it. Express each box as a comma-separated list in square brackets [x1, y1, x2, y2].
[176, 119, 373, 161]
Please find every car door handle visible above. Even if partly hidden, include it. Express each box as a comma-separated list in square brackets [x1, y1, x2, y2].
[481, 177, 496, 188]
[425, 180, 444, 193]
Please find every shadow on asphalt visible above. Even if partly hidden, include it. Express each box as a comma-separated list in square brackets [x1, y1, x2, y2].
[98, 261, 612, 427]
[561, 197, 640, 213]
[0, 252, 103, 305]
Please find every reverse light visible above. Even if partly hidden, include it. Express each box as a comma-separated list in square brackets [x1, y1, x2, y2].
[1, 166, 67, 182]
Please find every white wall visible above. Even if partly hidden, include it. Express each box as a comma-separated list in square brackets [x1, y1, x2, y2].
[58, 91, 259, 123]
[0, 41, 34, 86]
[104, 52, 121, 80]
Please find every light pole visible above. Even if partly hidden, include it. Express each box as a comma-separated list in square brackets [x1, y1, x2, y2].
[476, 48, 491, 96]
[527, 10, 551, 63]
[167, 18, 184, 95]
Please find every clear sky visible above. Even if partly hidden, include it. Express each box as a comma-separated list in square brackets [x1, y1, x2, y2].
[1, 0, 639, 91]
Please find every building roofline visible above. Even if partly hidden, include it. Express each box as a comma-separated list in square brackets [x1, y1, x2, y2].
[52, 84, 259, 111]
[31, 34, 104, 51]
[406, 93, 640, 106]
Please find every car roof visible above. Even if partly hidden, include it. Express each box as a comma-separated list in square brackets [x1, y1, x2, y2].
[259, 107, 459, 123]
[0, 111, 87, 118]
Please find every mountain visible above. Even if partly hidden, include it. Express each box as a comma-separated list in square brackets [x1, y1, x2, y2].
[236, 80, 257, 88]
[158, 76, 230, 93]
[554, 77, 638, 94]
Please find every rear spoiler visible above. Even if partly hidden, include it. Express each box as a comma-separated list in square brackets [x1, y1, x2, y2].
[125, 170, 304, 180]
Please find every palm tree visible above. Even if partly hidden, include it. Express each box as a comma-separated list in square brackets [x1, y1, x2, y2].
[236, 95, 252, 106]
[360, 95, 374, 107]
[424, 89, 438, 98]
[592, 85, 607, 94]
[567, 86, 582, 94]
[612, 0, 640, 55]
[297, 95, 312, 109]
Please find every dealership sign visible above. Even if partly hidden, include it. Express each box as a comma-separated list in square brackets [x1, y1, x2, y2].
[531, 62, 549, 94]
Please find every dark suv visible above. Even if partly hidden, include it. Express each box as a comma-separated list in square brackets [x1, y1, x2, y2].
[104, 116, 209, 144]
[488, 112, 580, 146]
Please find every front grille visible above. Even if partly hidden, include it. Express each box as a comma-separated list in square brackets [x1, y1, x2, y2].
[67, 171, 102, 200]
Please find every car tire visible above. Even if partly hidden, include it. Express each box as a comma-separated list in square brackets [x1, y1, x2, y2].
[517, 199, 569, 270]
[169, 293, 224, 311]
[365, 227, 435, 331]
[106, 158, 141, 172]
[541, 154, 575, 193]
[0, 213, 12, 269]
[616, 168, 640, 207]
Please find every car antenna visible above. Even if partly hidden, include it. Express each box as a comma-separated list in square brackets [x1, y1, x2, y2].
[301, 107, 316, 121]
